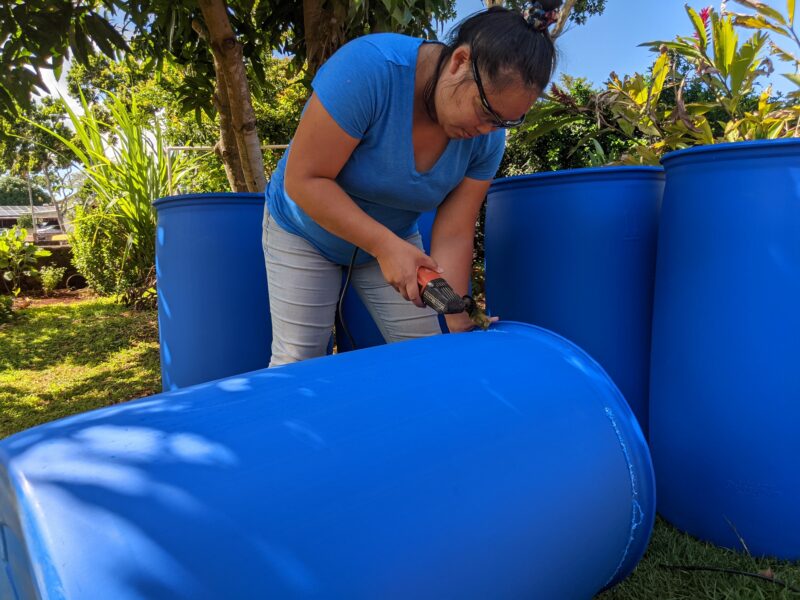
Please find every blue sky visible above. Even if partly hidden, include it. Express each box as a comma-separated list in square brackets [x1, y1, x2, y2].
[447, 0, 795, 95]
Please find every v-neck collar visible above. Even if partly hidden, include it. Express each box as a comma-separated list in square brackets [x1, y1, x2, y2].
[408, 39, 455, 177]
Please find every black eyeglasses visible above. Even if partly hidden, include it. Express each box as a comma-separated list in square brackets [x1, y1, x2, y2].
[470, 58, 526, 128]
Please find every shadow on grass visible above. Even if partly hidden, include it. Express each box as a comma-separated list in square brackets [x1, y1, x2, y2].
[0, 340, 161, 439]
[0, 299, 159, 372]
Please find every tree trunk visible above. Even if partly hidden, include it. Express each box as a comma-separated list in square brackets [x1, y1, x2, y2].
[552, 0, 577, 38]
[303, 0, 347, 78]
[43, 164, 66, 233]
[25, 172, 38, 239]
[192, 18, 247, 192]
[212, 68, 249, 192]
[198, 0, 266, 192]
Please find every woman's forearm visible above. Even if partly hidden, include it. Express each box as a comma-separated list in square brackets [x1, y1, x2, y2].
[430, 233, 474, 297]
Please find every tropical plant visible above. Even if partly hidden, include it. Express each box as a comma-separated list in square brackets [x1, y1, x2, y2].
[40, 265, 67, 295]
[522, 4, 800, 165]
[725, 0, 800, 100]
[29, 90, 201, 307]
[0, 226, 51, 296]
[637, 2, 799, 142]
[500, 75, 635, 176]
[65, 51, 304, 184]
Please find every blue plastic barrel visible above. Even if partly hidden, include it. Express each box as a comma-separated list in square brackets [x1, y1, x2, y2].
[336, 209, 445, 351]
[154, 193, 271, 390]
[650, 139, 800, 559]
[485, 167, 664, 434]
[0, 322, 654, 599]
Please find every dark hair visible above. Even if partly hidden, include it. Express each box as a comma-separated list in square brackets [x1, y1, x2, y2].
[423, 2, 561, 121]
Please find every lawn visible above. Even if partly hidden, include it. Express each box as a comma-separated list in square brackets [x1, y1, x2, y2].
[0, 296, 798, 599]
[0, 295, 161, 438]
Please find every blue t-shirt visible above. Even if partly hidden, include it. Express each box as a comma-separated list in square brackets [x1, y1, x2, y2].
[266, 33, 506, 265]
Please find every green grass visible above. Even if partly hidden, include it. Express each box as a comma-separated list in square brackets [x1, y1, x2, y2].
[0, 297, 161, 438]
[1, 297, 798, 597]
[599, 517, 800, 599]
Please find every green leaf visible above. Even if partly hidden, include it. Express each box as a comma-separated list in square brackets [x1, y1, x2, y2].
[784, 72, 800, 85]
[69, 21, 92, 65]
[649, 51, 671, 107]
[685, 101, 722, 115]
[686, 5, 708, 50]
[391, 6, 404, 23]
[639, 40, 706, 61]
[729, 32, 768, 98]
[619, 119, 636, 137]
[699, 118, 715, 144]
[83, 13, 116, 58]
[711, 12, 738, 77]
[770, 42, 800, 64]
[524, 115, 585, 140]
[732, 14, 789, 35]
[629, 73, 650, 106]
[730, 0, 787, 24]
[790, 0, 796, 26]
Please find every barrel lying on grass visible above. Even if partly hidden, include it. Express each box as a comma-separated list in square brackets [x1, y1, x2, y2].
[0, 322, 654, 599]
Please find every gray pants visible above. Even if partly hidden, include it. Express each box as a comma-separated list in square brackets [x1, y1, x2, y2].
[263, 213, 441, 366]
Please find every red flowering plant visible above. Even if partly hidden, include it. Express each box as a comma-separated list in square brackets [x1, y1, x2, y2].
[519, 3, 799, 165]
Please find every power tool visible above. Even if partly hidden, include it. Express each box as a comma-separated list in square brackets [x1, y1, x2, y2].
[417, 267, 492, 330]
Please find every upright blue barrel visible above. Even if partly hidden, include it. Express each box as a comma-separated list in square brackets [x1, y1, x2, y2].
[154, 193, 271, 390]
[485, 168, 664, 434]
[650, 139, 800, 559]
[336, 209, 444, 351]
[0, 323, 655, 599]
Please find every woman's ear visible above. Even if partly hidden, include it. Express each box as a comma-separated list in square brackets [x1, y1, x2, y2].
[448, 45, 471, 76]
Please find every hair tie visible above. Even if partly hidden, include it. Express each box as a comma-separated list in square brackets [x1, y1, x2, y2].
[523, 1, 559, 32]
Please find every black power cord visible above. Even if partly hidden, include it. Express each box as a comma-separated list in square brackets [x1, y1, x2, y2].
[336, 247, 359, 351]
[659, 564, 800, 593]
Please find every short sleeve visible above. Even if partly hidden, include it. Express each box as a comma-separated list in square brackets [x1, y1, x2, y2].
[465, 130, 506, 181]
[311, 37, 387, 140]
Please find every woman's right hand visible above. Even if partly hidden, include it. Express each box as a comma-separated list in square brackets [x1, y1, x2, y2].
[374, 236, 442, 308]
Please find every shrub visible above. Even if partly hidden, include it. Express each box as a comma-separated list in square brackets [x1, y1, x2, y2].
[0, 226, 51, 296]
[0, 295, 12, 324]
[521, 4, 800, 165]
[30, 91, 200, 308]
[16, 214, 33, 230]
[40, 265, 67, 295]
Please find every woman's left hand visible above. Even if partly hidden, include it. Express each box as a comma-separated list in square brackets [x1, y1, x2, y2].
[444, 311, 499, 333]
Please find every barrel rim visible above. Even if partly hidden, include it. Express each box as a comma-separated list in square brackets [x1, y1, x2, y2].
[153, 192, 265, 209]
[490, 166, 665, 191]
[492, 321, 657, 585]
[661, 138, 800, 166]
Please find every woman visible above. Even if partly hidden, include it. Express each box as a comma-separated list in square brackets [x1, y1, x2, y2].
[264, 2, 562, 366]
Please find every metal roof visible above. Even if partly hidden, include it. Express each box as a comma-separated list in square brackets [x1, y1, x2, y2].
[0, 205, 59, 218]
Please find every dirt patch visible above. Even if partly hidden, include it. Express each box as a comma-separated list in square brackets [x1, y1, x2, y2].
[13, 289, 99, 309]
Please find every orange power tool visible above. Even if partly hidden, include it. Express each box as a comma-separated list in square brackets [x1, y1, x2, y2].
[417, 267, 491, 330]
